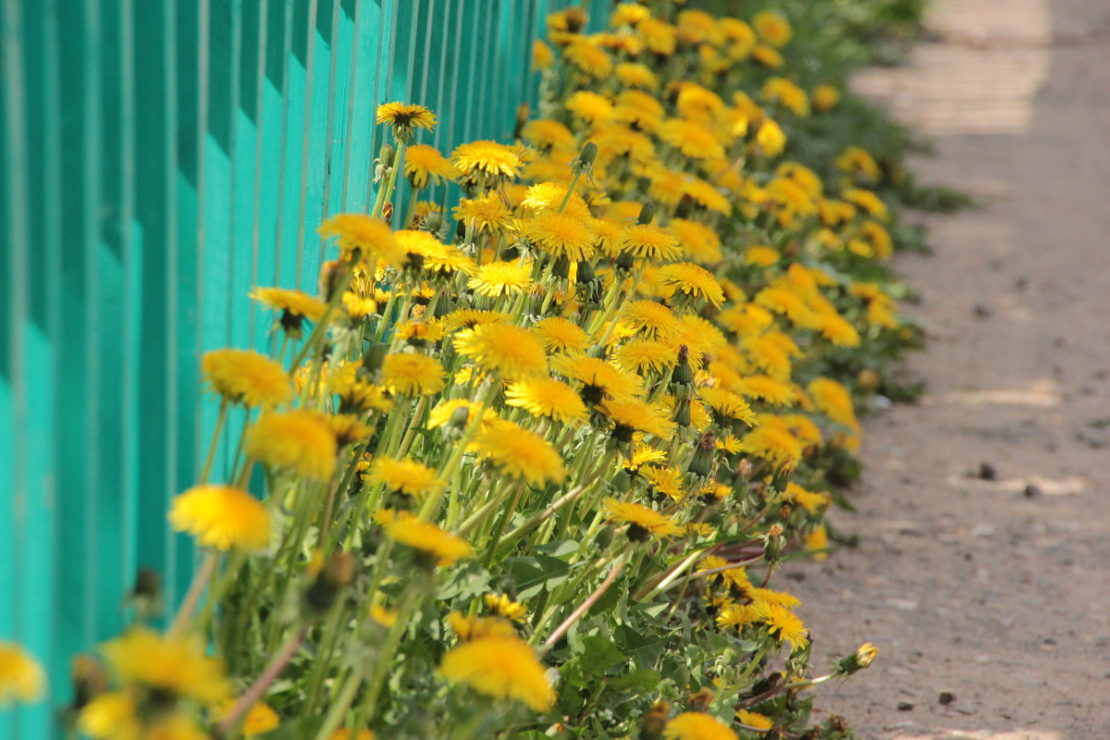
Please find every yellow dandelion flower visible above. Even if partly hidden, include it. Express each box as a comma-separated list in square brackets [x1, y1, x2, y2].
[532, 39, 554, 70]
[251, 286, 328, 327]
[247, 410, 338, 480]
[621, 223, 682, 262]
[375, 102, 436, 139]
[455, 323, 548, 380]
[700, 555, 752, 592]
[426, 398, 500, 431]
[640, 464, 685, 502]
[331, 378, 394, 415]
[743, 246, 780, 268]
[786, 482, 830, 514]
[698, 387, 758, 427]
[553, 352, 645, 403]
[448, 611, 517, 641]
[601, 397, 675, 440]
[202, 349, 291, 409]
[78, 691, 140, 739]
[169, 485, 270, 552]
[808, 377, 860, 432]
[664, 712, 739, 740]
[747, 587, 801, 609]
[522, 119, 575, 151]
[376, 510, 472, 566]
[484, 593, 528, 622]
[740, 426, 802, 469]
[603, 498, 682, 539]
[441, 308, 511, 333]
[370, 603, 398, 628]
[473, 420, 566, 486]
[659, 262, 725, 308]
[520, 181, 591, 218]
[614, 338, 677, 376]
[0, 642, 44, 705]
[454, 191, 513, 234]
[841, 186, 888, 220]
[736, 375, 798, 406]
[742, 334, 794, 379]
[319, 214, 404, 268]
[637, 16, 677, 55]
[215, 701, 280, 737]
[754, 287, 817, 328]
[395, 320, 446, 348]
[621, 300, 679, 340]
[805, 524, 829, 560]
[529, 317, 586, 355]
[737, 710, 774, 731]
[565, 40, 612, 78]
[439, 634, 554, 711]
[615, 90, 665, 132]
[755, 601, 808, 649]
[452, 140, 523, 180]
[717, 603, 761, 630]
[611, 3, 650, 26]
[520, 211, 596, 262]
[761, 77, 809, 117]
[343, 292, 378, 318]
[660, 119, 725, 160]
[369, 456, 445, 498]
[615, 61, 657, 89]
[381, 352, 446, 396]
[468, 260, 534, 299]
[753, 10, 792, 47]
[505, 377, 588, 425]
[565, 90, 615, 125]
[102, 628, 232, 706]
[719, 18, 757, 58]
[403, 144, 458, 188]
[753, 117, 786, 156]
[835, 146, 880, 181]
[812, 83, 840, 112]
[675, 222, 725, 269]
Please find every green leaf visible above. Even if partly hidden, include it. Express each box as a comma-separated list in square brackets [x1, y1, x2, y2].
[606, 668, 661, 694]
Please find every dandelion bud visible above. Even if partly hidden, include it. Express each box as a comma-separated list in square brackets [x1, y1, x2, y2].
[637, 201, 656, 225]
[672, 345, 694, 386]
[128, 568, 163, 620]
[379, 143, 396, 169]
[70, 655, 107, 712]
[688, 688, 714, 711]
[673, 396, 692, 428]
[304, 552, 358, 615]
[688, 433, 716, 477]
[641, 700, 671, 739]
[573, 142, 598, 173]
[552, 255, 572, 280]
[836, 642, 878, 676]
[736, 458, 753, 478]
[616, 251, 636, 272]
[361, 343, 389, 375]
[612, 468, 632, 494]
[513, 103, 530, 140]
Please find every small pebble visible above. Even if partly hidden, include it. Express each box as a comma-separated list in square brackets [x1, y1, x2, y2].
[973, 303, 992, 317]
[939, 691, 956, 705]
[897, 702, 914, 711]
[1023, 484, 1041, 498]
[977, 462, 997, 480]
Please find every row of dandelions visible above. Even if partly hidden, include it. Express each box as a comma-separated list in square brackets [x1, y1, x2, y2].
[1, 3, 927, 737]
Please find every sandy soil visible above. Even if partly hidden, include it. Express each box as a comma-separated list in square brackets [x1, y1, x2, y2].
[787, 1, 1110, 738]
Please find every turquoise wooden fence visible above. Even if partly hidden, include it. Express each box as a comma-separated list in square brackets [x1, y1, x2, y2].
[0, 1, 607, 735]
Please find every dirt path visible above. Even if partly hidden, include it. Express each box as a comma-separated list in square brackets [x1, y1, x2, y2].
[788, 1, 1110, 738]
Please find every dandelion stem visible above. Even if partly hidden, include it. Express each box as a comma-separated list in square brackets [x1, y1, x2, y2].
[167, 551, 219, 637]
[543, 552, 628, 649]
[217, 625, 307, 737]
[199, 400, 230, 485]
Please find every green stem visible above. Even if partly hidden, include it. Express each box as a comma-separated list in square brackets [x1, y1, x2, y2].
[200, 400, 230, 485]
